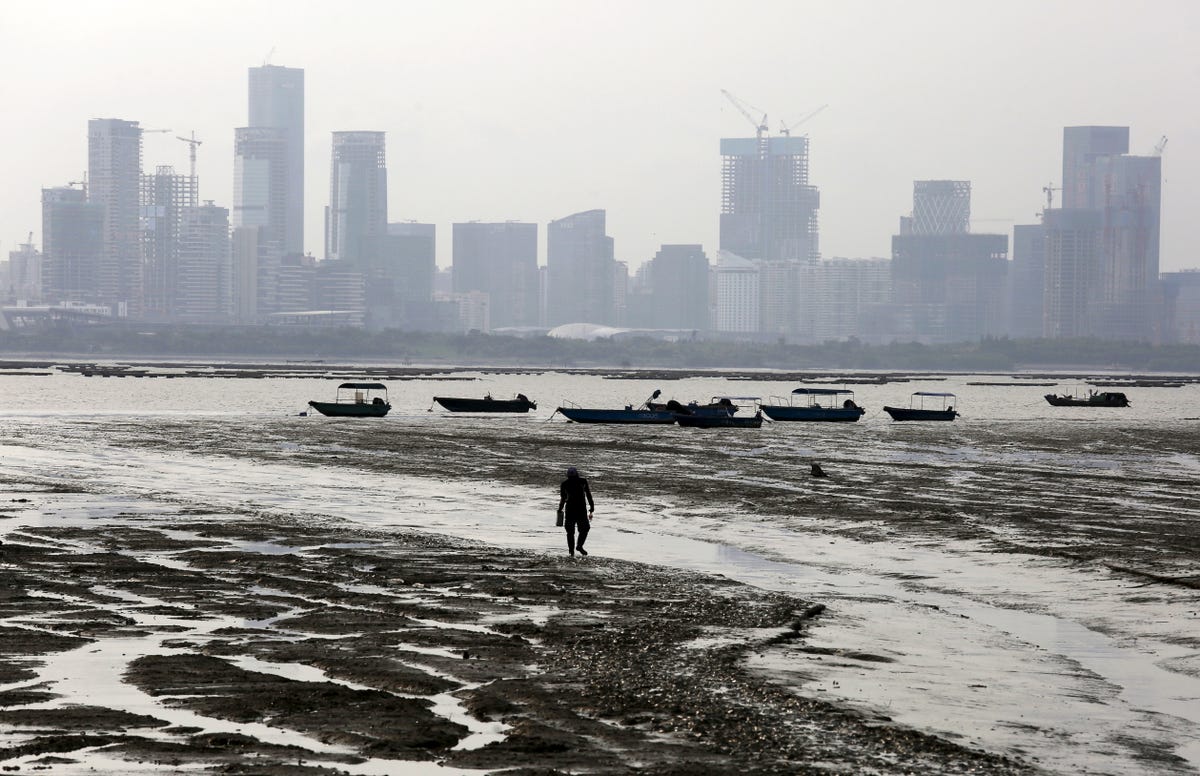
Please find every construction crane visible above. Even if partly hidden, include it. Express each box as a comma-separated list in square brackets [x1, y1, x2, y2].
[143, 128, 172, 134]
[720, 89, 769, 140]
[1152, 136, 1168, 156]
[779, 104, 828, 136]
[1042, 182, 1062, 210]
[176, 131, 202, 181]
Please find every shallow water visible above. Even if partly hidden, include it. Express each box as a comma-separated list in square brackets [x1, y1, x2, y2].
[2, 366, 1199, 774]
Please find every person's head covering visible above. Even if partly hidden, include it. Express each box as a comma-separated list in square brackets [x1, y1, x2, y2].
[567, 466, 578, 478]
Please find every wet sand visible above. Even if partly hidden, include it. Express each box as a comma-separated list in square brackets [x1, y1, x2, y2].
[0, 481, 1030, 775]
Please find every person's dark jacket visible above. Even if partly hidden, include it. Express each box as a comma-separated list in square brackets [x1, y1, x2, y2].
[559, 476, 594, 519]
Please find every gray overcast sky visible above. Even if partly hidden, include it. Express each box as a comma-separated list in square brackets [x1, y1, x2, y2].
[2, 0, 1197, 271]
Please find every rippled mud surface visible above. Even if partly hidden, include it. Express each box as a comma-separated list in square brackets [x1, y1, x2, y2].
[0, 487, 1028, 775]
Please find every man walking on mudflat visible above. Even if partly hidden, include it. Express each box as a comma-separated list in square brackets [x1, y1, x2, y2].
[557, 467, 594, 557]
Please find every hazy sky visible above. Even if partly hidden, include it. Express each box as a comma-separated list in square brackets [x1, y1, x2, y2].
[2, 0, 1197, 271]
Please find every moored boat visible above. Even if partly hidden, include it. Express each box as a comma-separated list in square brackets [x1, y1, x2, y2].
[555, 390, 676, 424]
[675, 396, 762, 428]
[557, 406, 677, 424]
[675, 411, 763, 428]
[434, 393, 536, 413]
[883, 391, 959, 422]
[761, 388, 865, 422]
[308, 382, 391, 417]
[1044, 389, 1129, 407]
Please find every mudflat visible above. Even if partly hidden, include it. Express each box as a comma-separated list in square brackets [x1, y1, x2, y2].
[0, 485, 1030, 775]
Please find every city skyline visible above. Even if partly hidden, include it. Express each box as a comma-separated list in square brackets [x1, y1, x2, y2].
[1, 0, 1197, 271]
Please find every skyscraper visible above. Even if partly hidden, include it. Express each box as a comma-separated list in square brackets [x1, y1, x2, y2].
[452, 221, 538, 329]
[909, 181, 970, 235]
[326, 131, 387, 270]
[546, 209, 615, 326]
[176, 203, 232, 322]
[141, 165, 197, 320]
[1009, 224, 1046, 339]
[646, 244, 710, 330]
[88, 118, 143, 315]
[1062, 126, 1129, 209]
[233, 127, 288, 250]
[891, 181, 1008, 342]
[374, 222, 437, 330]
[719, 136, 820, 261]
[41, 187, 103, 304]
[247, 65, 304, 256]
[1045, 126, 1161, 340]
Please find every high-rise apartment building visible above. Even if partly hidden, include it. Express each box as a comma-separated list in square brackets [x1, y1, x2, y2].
[719, 136, 820, 262]
[176, 203, 232, 322]
[546, 209, 615, 326]
[796, 259, 891, 343]
[247, 65, 304, 256]
[41, 187, 103, 304]
[88, 118, 143, 315]
[452, 222, 538, 329]
[712, 252, 761, 334]
[326, 132, 387, 270]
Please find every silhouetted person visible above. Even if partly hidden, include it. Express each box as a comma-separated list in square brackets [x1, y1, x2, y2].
[811, 462, 828, 478]
[557, 467, 594, 557]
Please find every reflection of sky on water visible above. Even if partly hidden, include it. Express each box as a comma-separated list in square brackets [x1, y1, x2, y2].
[2, 369, 1200, 774]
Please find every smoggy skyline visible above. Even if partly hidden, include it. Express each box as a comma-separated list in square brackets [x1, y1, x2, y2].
[2, 0, 1197, 270]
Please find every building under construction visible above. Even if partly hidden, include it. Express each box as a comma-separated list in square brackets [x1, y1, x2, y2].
[719, 135, 820, 262]
[1043, 127, 1161, 341]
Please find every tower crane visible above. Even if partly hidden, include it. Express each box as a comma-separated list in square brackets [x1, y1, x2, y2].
[176, 131, 202, 181]
[779, 104, 828, 136]
[720, 89, 769, 140]
[143, 128, 172, 134]
[1152, 136, 1168, 156]
[1042, 182, 1061, 210]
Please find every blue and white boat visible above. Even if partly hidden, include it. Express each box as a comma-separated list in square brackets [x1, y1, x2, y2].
[761, 388, 865, 422]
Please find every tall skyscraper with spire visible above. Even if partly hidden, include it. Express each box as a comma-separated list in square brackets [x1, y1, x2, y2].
[246, 65, 304, 256]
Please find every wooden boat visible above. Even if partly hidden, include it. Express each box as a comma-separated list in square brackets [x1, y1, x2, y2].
[556, 390, 676, 424]
[1044, 389, 1129, 407]
[761, 388, 865, 422]
[883, 391, 959, 422]
[434, 393, 536, 413]
[307, 382, 391, 417]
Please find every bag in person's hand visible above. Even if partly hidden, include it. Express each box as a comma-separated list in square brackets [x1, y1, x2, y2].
[555, 509, 564, 527]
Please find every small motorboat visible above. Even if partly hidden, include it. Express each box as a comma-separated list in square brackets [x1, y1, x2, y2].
[1044, 388, 1129, 407]
[761, 388, 865, 422]
[556, 390, 676, 424]
[674, 396, 762, 428]
[883, 392, 959, 422]
[308, 382, 391, 417]
[434, 393, 537, 413]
